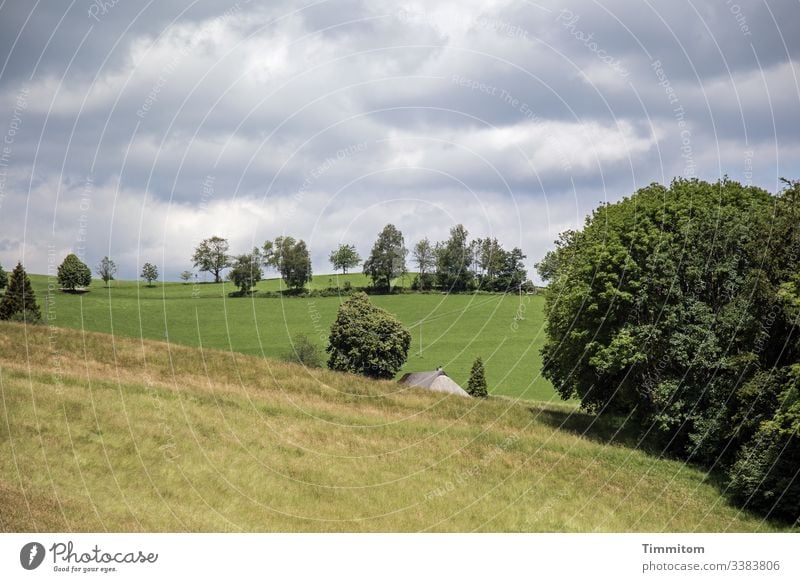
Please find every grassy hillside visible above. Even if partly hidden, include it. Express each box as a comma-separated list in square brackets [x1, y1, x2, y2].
[0, 322, 780, 532]
[27, 274, 554, 401]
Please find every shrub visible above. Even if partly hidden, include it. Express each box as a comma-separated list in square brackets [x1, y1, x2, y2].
[326, 292, 411, 379]
[58, 253, 92, 292]
[283, 334, 323, 368]
[467, 357, 488, 397]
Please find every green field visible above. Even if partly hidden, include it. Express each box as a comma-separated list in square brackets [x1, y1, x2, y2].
[0, 322, 780, 532]
[29, 274, 555, 401]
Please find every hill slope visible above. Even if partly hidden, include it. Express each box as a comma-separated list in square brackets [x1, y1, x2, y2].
[27, 274, 554, 400]
[0, 322, 780, 532]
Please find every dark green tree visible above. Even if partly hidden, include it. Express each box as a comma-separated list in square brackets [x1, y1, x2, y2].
[0, 262, 7, 290]
[192, 236, 230, 283]
[57, 253, 92, 292]
[329, 244, 361, 275]
[227, 249, 263, 294]
[537, 177, 800, 522]
[467, 357, 488, 397]
[0, 262, 41, 323]
[96, 256, 117, 287]
[435, 224, 474, 292]
[363, 224, 407, 291]
[141, 262, 159, 287]
[327, 292, 411, 378]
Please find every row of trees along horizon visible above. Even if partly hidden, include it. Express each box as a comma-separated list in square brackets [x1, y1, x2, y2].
[0, 223, 531, 296]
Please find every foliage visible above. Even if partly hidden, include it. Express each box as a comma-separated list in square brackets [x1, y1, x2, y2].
[537, 177, 800, 522]
[265, 236, 312, 291]
[192, 236, 230, 283]
[467, 357, 489, 397]
[96, 256, 118, 286]
[329, 244, 361, 275]
[412, 238, 435, 290]
[0, 262, 41, 323]
[435, 224, 475, 292]
[141, 263, 159, 286]
[363, 224, 407, 291]
[326, 292, 411, 379]
[283, 333, 323, 368]
[57, 253, 92, 292]
[227, 249, 263, 295]
[179, 270, 194, 284]
[0, 262, 7, 289]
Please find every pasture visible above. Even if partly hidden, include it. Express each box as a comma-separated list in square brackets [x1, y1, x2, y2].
[28, 274, 555, 401]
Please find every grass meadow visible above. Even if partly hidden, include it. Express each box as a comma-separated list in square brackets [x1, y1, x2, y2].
[28, 273, 555, 401]
[0, 322, 780, 532]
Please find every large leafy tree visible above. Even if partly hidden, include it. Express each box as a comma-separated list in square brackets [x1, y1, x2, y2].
[363, 224, 407, 291]
[265, 236, 312, 291]
[57, 253, 92, 292]
[329, 244, 361, 275]
[228, 249, 263, 294]
[537, 178, 800, 522]
[327, 292, 411, 378]
[192, 236, 230, 283]
[0, 262, 41, 322]
[435, 224, 474, 292]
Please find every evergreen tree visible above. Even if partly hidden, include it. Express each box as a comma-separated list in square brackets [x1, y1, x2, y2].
[0, 262, 41, 323]
[466, 356, 488, 397]
[0, 262, 7, 290]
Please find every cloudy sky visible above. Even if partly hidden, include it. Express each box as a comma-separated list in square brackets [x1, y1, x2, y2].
[0, 0, 798, 281]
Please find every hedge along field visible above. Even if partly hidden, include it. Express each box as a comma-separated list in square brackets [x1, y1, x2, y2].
[29, 273, 556, 401]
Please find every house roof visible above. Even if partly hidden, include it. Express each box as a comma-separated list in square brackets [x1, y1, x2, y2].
[399, 370, 470, 397]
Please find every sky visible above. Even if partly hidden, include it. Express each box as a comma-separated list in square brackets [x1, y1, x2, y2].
[0, 0, 798, 282]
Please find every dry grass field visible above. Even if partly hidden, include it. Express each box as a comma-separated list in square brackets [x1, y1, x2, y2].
[0, 322, 782, 532]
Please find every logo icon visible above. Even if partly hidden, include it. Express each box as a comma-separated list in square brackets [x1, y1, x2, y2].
[20, 542, 45, 570]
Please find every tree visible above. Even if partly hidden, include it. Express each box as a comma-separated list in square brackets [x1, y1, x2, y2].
[192, 236, 230, 283]
[0, 263, 7, 290]
[329, 244, 361, 275]
[412, 238, 435, 290]
[363, 224, 407, 291]
[537, 177, 800, 522]
[227, 249, 263, 294]
[57, 253, 92, 292]
[435, 224, 474, 292]
[141, 263, 159, 287]
[327, 292, 411, 379]
[467, 357, 488, 398]
[494, 247, 527, 292]
[96, 256, 117, 287]
[283, 333, 322, 368]
[0, 262, 41, 323]
[179, 270, 194, 284]
[265, 237, 312, 291]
